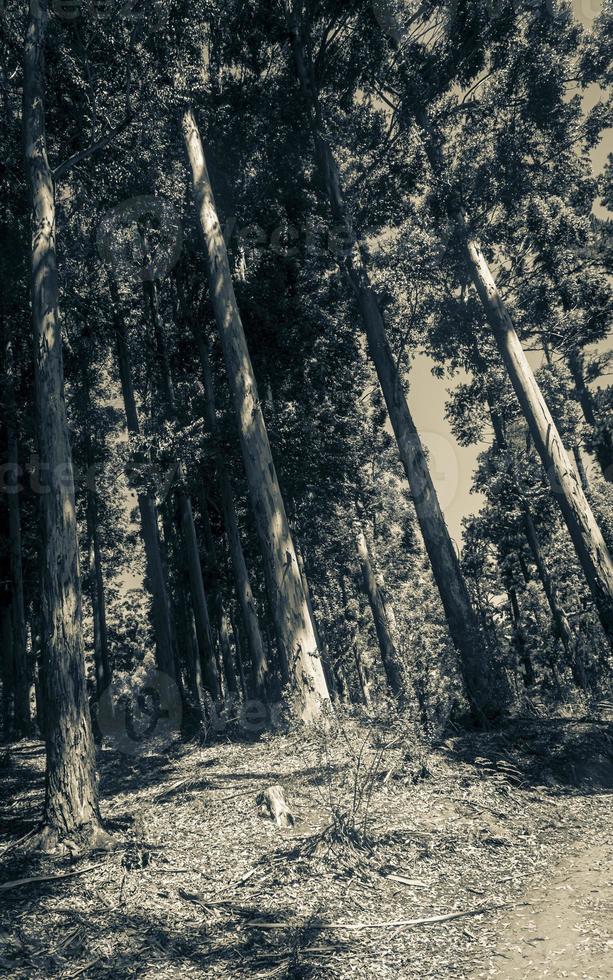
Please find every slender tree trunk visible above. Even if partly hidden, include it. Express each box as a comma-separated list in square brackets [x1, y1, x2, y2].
[110, 285, 177, 681]
[182, 108, 330, 722]
[568, 349, 612, 483]
[144, 279, 221, 698]
[218, 604, 238, 699]
[85, 487, 111, 700]
[176, 558, 209, 723]
[295, 544, 338, 701]
[508, 587, 535, 687]
[522, 508, 586, 688]
[231, 615, 249, 700]
[354, 523, 406, 700]
[3, 334, 30, 734]
[573, 446, 590, 493]
[190, 323, 269, 701]
[287, 15, 492, 716]
[353, 643, 372, 706]
[23, 0, 100, 841]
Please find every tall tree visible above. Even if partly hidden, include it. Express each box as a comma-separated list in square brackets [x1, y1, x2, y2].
[187, 311, 269, 702]
[182, 108, 331, 722]
[23, 0, 101, 844]
[285, 4, 494, 717]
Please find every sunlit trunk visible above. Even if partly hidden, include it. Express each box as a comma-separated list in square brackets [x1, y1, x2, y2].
[182, 108, 330, 722]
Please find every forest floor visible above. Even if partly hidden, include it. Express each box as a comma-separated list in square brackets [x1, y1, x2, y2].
[1, 713, 613, 979]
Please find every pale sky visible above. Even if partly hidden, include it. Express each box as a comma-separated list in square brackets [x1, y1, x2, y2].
[407, 0, 612, 549]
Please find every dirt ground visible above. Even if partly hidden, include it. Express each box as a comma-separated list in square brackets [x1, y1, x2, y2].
[1, 715, 612, 979]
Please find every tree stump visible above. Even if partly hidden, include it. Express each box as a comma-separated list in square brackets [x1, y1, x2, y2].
[256, 785, 295, 828]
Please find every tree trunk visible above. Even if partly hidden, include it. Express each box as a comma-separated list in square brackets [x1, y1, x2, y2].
[182, 108, 330, 722]
[568, 349, 612, 483]
[3, 333, 30, 735]
[522, 508, 586, 688]
[353, 643, 372, 706]
[190, 324, 269, 701]
[462, 220, 613, 641]
[508, 587, 535, 687]
[23, 0, 100, 841]
[573, 446, 590, 493]
[110, 284, 178, 681]
[295, 544, 339, 701]
[190, 320, 268, 702]
[354, 523, 406, 700]
[145, 279, 221, 698]
[85, 486, 111, 700]
[287, 15, 492, 717]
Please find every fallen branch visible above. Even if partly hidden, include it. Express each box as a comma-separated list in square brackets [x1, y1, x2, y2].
[0, 862, 104, 895]
[245, 903, 508, 931]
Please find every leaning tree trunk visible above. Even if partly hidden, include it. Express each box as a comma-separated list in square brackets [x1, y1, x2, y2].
[193, 326, 269, 702]
[110, 285, 178, 682]
[287, 13, 493, 718]
[354, 523, 406, 701]
[23, 0, 101, 842]
[462, 221, 613, 642]
[182, 108, 330, 722]
[145, 280, 220, 699]
[3, 332, 30, 734]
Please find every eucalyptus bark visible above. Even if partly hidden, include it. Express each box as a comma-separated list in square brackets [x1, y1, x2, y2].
[295, 544, 338, 701]
[182, 108, 330, 722]
[145, 279, 221, 699]
[110, 287, 177, 681]
[354, 524, 406, 700]
[192, 325, 269, 701]
[23, 0, 100, 839]
[287, 14, 491, 716]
